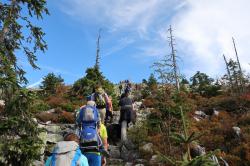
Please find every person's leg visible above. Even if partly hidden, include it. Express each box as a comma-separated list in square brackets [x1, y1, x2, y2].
[98, 108, 106, 124]
[83, 153, 92, 165]
[84, 153, 101, 166]
[121, 120, 127, 142]
[93, 154, 101, 166]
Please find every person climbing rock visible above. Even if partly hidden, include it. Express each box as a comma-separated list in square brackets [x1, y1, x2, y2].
[91, 85, 110, 124]
[119, 89, 134, 142]
[119, 83, 123, 94]
[105, 96, 113, 125]
[99, 122, 109, 166]
[77, 101, 109, 166]
[76, 101, 102, 166]
[45, 133, 89, 166]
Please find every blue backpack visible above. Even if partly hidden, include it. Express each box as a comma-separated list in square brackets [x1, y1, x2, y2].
[78, 105, 102, 151]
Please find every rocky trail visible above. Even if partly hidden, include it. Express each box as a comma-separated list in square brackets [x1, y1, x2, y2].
[34, 101, 154, 166]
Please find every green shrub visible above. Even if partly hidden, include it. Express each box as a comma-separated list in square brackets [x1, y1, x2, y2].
[32, 100, 50, 112]
[61, 103, 75, 112]
[128, 121, 149, 148]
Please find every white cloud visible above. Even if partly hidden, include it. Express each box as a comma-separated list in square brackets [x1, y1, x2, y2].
[40, 64, 81, 78]
[172, 0, 250, 77]
[103, 37, 134, 57]
[58, 0, 250, 78]
[59, 0, 172, 34]
[27, 78, 43, 88]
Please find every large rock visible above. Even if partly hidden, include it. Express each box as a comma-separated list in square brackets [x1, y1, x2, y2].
[150, 155, 160, 165]
[0, 100, 4, 112]
[123, 139, 136, 150]
[232, 126, 241, 137]
[109, 145, 121, 159]
[194, 111, 207, 118]
[45, 125, 61, 133]
[32, 160, 44, 166]
[38, 131, 48, 161]
[46, 133, 63, 143]
[140, 143, 153, 154]
[133, 102, 143, 111]
[190, 144, 206, 158]
[107, 158, 124, 166]
[135, 159, 147, 164]
[0, 100, 5, 106]
[112, 111, 120, 124]
[121, 145, 140, 161]
[125, 162, 133, 166]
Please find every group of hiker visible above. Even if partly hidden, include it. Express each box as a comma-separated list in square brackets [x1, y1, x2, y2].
[45, 84, 135, 166]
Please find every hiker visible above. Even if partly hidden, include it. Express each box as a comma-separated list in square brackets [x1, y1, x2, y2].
[77, 101, 107, 166]
[99, 122, 109, 166]
[105, 96, 113, 125]
[119, 89, 134, 142]
[45, 133, 89, 166]
[91, 85, 110, 124]
[119, 84, 123, 94]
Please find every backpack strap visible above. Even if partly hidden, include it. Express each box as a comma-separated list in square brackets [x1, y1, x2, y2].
[71, 148, 82, 166]
[51, 149, 57, 166]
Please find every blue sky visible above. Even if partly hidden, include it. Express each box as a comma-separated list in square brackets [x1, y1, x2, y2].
[20, 0, 250, 87]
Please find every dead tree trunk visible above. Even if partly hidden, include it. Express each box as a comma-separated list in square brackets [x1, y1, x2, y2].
[168, 25, 180, 92]
[232, 37, 244, 93]
[94, 29, 101, 70]
[223, 54, 233, 94]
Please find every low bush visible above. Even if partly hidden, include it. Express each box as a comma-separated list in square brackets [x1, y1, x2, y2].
[61, 103, 75, 112]
[31, 100, 50, 112]
[128, 121, 149, 148]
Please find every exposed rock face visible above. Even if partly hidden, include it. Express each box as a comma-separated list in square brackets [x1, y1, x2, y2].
[46, 133, 63, 143]
[0, 100, 5, 112]
[120, 144, 140, 161]
[109, 145, 121, 159]
[33, 160, 44, 166]
[37, 100, 152, 165]
[107, 158, 124, 166]
[133, 101, 143, 111]
[150, 155, 160, 165]
[232, 126, 241, 137]
[140, 143, 153, 154]
[190, 144, 206, 158]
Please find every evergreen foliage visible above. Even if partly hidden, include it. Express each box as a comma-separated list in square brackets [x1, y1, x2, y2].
[72, 67, 118, 109]
[40, 72, 64, 95]
[0, 0, 49, 164]
[141, 73, 158, 98]
[190, 71, 221, 97]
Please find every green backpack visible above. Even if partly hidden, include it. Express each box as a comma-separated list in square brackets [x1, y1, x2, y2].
[94, 93, 106, 109]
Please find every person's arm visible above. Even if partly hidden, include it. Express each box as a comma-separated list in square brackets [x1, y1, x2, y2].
[104, 93, 110, 109]
[101, 124, 108, 150]
[109, 100, 113, 112]
[76, 110, 82, 126]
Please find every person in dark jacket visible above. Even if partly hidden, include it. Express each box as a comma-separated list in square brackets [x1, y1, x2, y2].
[119, 90, 134, 142]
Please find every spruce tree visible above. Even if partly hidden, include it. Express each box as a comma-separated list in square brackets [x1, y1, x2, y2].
[0, 0, 49, 165]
